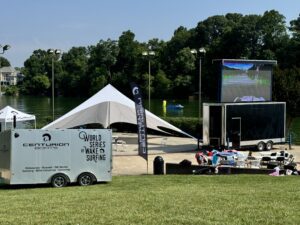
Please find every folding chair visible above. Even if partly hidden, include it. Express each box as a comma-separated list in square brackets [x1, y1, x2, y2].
[160, 137, 168, 147]
[116, 139, 127, 152]
[260, 156, 271, 168]
[276, 156, 285, 168]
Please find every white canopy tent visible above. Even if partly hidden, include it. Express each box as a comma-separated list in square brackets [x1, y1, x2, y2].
[42, 84, 194, 138]
[0, 106, 36, 130]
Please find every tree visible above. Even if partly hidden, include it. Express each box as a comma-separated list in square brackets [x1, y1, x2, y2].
[153, 70, 172, 98]
[287, 14, 300, 68]
[141, 72, 154, 100]
[143, 38, 166, 75]
[172, 75, 192, 98]
[257, 10, 288, 59]
[219, 14, 262, 59]
[60, 47, 89, 96]
[171, 47, 197, 96]
[173, 47, 196, 74]
[21, 74, 50, 95]
[22, 50, 48, 95]
[4, 85, 18, 96]
[163, 26, 193, 77]
[90, 73, 107, 94]
[166, 26, 192, 54]
[194, 15, 232, 48]
[87, 39, 119, 95]
[273, 67, 300, 116]
[17, 10, 300, 111]
[0, 57, 10, 67]
[114, 31, 140, 83]
[23, 50, 47, 79]
[290, 14, 300, 40]
[21, 49, 63, 96]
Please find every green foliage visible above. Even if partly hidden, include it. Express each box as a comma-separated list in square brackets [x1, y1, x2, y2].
[23, 50, 48, 80]
[172, 75, 193, 98]
[174, 47, 195, 74]
[195, 15, 231, 47]
[0, 175, 299, 225]
[164, 26, 192, 68]
[90, 74, 107, 94]
[0, 57, 10, 67]
[289, 117, 300, 145]
[153, 70, 172, 98]
[21, 74, 50, 95]
[60, 47, 89, 97]
[36, 116, 52, 129]
[17, 10, 300, 113]
[22, 49, 58, 95]
[4, 85, 19, 96]
[164, 117, 201, 137]
[273, 67, 300, 115]
[141, 72, 154, 98]
[115, 31, 140, 85]
[290, 13, 300, 40]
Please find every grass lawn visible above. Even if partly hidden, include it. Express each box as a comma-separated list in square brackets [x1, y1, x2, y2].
[0, 175, 299, 225]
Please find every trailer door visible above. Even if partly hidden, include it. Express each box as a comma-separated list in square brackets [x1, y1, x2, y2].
[231, 117, 241, 149]
[209, 106, 222, 146]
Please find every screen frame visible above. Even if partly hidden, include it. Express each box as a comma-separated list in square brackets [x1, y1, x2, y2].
[219, 59, 277, 103]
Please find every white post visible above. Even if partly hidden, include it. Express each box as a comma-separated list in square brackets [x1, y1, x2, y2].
[52, 57, 55, 121]
[148, 58, 151, 111]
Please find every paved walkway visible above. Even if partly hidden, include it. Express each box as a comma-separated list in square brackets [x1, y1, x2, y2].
[112, 132, 198, 155]
[111, 133, 300, 175]
[112, 133, 198, 175]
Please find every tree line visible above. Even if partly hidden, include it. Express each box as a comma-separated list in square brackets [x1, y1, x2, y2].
[2, 10, 300, 115]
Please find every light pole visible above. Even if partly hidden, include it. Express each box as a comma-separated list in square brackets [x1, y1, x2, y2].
[191, 47, 206, 121]
[0, 44, 11, 95]
[47, 49, 61, 121]
[142, 47, 155, 111]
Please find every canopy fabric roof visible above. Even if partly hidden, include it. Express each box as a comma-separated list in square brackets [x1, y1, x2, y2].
[42, 84, 194, 138]
[0, 106, 36, 122]
[0, 106, 36, 130]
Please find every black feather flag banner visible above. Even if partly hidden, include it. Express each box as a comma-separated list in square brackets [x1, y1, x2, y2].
[130, 82, 148, 161]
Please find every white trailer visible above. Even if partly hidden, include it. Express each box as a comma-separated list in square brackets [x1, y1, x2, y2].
[0, 129, 112, 187]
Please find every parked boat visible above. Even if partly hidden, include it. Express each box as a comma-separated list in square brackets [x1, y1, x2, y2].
[166, 104, 184, 110]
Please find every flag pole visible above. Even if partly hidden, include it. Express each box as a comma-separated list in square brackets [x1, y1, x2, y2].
[147, 155, 149, 174]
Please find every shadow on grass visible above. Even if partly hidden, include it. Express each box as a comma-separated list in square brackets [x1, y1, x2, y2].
[0, 181, 108, 190]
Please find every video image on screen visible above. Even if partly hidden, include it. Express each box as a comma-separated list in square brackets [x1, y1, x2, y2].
[221, 62, 272, 102]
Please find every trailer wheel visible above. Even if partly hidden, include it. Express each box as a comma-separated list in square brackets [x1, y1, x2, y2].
[257, 142, 265, 151]
[266, 141, 273, 151]
[51, 173, 68, 188]
[78, 173, 95, 186]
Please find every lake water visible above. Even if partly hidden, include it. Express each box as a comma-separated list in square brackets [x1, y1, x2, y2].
[0, 95, 199, 128]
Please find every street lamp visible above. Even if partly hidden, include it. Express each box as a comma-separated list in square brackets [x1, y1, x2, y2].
[47, 49, 61, 121]
[0, 44, 11, 95]
[142, 47, 155, 111]
[0, 45, 11, 54]
[191, 47, 206, 121]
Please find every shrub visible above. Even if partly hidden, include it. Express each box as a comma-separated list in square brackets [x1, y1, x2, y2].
[4, 86, 19, 96]
[163, 117, 202, 137]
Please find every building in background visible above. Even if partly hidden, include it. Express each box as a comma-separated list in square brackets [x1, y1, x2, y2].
[0, 66, 22, 86]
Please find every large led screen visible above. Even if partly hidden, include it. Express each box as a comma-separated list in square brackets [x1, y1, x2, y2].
[220, 61, 273, 102]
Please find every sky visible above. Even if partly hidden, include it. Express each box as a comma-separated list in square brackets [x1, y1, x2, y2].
[1, 0, 300, 67]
